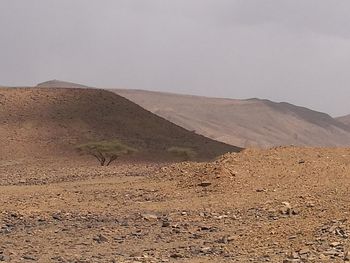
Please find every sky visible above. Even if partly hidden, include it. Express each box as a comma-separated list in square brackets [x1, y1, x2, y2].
[1, 0, 350, 116]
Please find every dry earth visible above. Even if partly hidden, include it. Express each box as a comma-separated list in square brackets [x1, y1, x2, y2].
[1, 147, 350, 262]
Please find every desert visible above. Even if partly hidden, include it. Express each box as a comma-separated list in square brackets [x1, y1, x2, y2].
[2, 2, 350, 262]
[1, 85, 350, 262]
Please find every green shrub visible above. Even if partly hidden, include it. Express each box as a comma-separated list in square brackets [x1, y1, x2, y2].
[76, 140, 137, 166]
[167, 146, 197, 161]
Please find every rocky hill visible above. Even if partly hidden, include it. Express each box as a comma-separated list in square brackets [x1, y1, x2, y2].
[0, 87, 239, 160]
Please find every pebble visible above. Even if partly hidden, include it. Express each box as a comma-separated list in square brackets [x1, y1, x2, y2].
[141, 213, 158, 221]
[22, 254, 37, 261]
[330, 241, 341, 247]
[198, 181, 212, 187]
[93, 234, 109, 243]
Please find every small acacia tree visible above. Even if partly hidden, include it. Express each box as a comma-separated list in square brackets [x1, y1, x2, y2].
[76, 140, 137, 166]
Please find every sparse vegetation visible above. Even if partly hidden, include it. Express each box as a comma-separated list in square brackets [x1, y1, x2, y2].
[76, 140, 137, 166]
[167, 146, 197, 161]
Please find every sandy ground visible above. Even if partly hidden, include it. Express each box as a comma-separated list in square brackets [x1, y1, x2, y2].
[1, 147, 350, 262]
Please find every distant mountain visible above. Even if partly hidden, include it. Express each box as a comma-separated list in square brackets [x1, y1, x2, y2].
[0, 86, 239, 160]
[336, 115, 350, 127]
[37, 80, 90, 89]
[113, 89, 350, 148]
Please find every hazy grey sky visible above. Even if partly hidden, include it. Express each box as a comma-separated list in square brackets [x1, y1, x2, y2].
[1, 0, 350, 116]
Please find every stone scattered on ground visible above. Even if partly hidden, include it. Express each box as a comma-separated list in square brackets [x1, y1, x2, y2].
[1, 147, 350, 262]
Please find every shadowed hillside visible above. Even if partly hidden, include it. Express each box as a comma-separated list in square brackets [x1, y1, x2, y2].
[113, 89, 350, 148]
[0, 87, 240, 160]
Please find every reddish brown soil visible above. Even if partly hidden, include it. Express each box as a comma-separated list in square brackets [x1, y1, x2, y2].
[1, 147, 350, 262]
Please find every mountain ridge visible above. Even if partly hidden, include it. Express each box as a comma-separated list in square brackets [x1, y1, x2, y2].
[113, 88, 350, 148]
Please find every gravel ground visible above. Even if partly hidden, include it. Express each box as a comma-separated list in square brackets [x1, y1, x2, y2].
[1, 147, 350, 262]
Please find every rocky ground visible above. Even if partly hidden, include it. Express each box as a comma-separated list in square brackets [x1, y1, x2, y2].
[1, 147, 350, 262]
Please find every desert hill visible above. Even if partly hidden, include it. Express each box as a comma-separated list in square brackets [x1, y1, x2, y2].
[336, 114, 350, 126]
[113, 89, 350, 148]
[0, 87, 239, 160]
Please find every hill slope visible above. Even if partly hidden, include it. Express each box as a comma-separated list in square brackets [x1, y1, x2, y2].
[0, 87, 239, 160]
[113, 89, 350, 148]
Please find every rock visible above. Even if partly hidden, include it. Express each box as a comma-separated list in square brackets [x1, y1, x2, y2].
[200, 247, 212, 254]
[131, 230, 142, 237]
[141, 213, 158, 221]
[172, 228, 181, 234]
[298, 248, 310, 255]
[217, 235, 235, 244]
[93, 234, 109, 243]
[280, 202, 298, 215]
[335, 228, 348, 238]
[52, 213, 62, 221]
[306, 201, 315, 208]
[214, 214, 228, 220]
[322, 249, 339, 256]
[284, 252, 301, 262]
[170, 253, 183, 258]
[200, 225, 214, 231]
[162, 221, 170, 227]
[292, 209, 299, 215]
[290, 251, 299, 259]
[330, 241, 341, 247]
[22, 254, 37, 261]
[280, 202, 292, 215]
[283, 259, 301, 263]
[198, 181, 212, 187]
[0, 226, 12, 234]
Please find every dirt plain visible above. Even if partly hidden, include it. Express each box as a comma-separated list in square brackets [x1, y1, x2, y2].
[1, 146, 350, 263]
